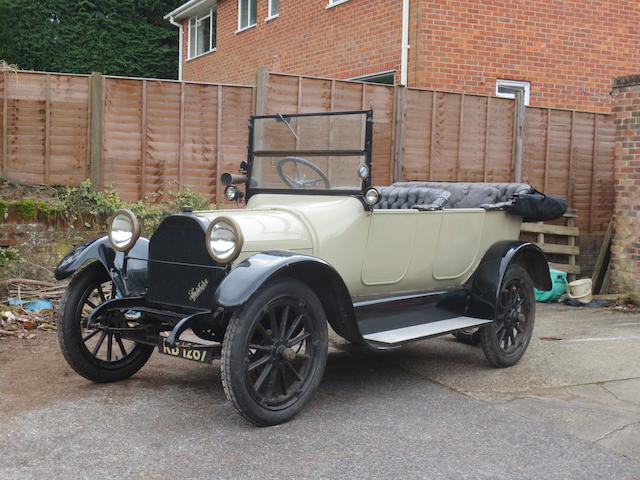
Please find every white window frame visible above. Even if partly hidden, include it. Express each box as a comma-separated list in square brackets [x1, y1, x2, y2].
[349, 70, 396, 85]
[266, 0, 279, 21]
[237, 0, 257, 32]
[326, 0, 351, 8]
[496, 79, 530, 105]
[187, 8, 216, 60]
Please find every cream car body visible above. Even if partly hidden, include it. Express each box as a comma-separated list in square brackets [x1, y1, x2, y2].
[198, 195, 522, 299]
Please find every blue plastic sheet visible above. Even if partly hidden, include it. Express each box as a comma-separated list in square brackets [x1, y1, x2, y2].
[5, 297, 54, 312]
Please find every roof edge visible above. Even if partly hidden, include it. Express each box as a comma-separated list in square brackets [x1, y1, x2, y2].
[164, 0, 216, 21]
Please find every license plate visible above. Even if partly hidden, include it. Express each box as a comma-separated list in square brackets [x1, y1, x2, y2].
[158, 341, 213, 364]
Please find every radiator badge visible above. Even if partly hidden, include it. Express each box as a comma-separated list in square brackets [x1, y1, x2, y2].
[188, 278, 209, 302]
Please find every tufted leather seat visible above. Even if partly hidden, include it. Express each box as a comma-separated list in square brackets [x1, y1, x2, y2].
[375, 186, 451, 210]
[391, 181, 532, 209]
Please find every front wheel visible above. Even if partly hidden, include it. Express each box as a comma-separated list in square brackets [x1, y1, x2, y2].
[57, 263, 154, 383]
[221, 278, 328, 426]
[479, 264, 535, 368]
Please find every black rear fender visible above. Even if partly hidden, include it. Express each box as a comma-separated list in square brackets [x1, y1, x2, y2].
[467, 241, 551, 320]
[54, 236, 150, 296]
[213, 251, 361, 343]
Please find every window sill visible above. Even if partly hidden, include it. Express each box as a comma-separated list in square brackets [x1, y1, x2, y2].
[186, 48, 217, 62]
[235, 24, 257, 34]
[326, 0, 351, 9]
[265, 13, 279, 22]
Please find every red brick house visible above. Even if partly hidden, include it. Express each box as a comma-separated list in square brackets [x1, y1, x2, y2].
[165, 0, 640, 112]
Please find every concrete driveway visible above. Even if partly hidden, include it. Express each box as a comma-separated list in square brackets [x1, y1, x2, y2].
[0, 304, 639, 479]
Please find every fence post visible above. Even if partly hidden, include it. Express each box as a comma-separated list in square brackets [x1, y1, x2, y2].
[393, 85, 406, 182]
[255, 66, 268, 115]
[88, 72, 103, 188]
[2, 71, 8, 177]
[513, 90, 525, 182]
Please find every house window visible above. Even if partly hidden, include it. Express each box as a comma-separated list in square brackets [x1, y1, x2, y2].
[326, 0, 351, 8]
[349, 71, 395, 85]
[238, 0, 257, 31]
[188, 8, 216, 59]
[267, 0, 280, 19]
[496, 79, 530, 105]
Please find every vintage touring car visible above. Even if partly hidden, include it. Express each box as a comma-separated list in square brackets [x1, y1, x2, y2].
[55, 110, 564, 426]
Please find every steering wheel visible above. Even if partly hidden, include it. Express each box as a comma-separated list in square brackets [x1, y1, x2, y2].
[276, 156, 331, 189]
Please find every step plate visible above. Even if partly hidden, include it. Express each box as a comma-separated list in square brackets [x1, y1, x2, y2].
[362, 317, 492, 345]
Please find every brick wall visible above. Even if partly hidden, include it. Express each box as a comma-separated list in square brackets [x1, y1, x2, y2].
[182, 0, 402, 85]
[0, 211, 102, 282]
[610, 74, 640, 295]
[410, 0, 640, 113]
[179, 0, 640, 112]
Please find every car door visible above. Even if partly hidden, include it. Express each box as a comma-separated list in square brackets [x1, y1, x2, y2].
[361, 209, 418, 286]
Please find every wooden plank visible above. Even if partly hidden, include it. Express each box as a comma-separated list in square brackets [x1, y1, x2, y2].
[178, 81, 185, 192]
[215, 85, 223, 204]
[44, 74, 51, 184]
[2, 71, 8, 176]
[567, 110, 575, 204]
[428, 91, 437, 179]
[393, 86, 406, 182]
[140, 79, 147, 200]
[520, 223, 579, 236]
[534, 243, 580, 255]
[564, 208, 578, 218]
[550, 263, 581, 274]
[543, 108, 550, 192]
[483, 96, 490, 182]
[89, 72, 103, 188]
[513, 90, 524, 182]
[589, 114, 598, 232]
[591, 217, 614, 294]
[456, 93, 464, 181]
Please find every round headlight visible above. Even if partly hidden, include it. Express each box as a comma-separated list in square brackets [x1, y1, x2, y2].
[364, 187, 380, 206]
[224, 185, 240, 201]
[108, 209, 140, 252]
[206, 217, 244, 264]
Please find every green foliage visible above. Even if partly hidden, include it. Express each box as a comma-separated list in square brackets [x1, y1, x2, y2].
[1, 179, 216, 236]
[0, 199, 9, 219]
[0, 0, 181, 79]
[0, 246, 19, 268]
[14, 199, 38, 220]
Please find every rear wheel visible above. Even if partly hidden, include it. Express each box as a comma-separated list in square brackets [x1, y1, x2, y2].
[57, 263, 154, 383]
[480, 264, 535, 368]
[221, 278, 328, 426]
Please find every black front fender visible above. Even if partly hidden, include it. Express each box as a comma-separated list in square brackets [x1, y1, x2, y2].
[213, 251, 341, 307]
[54, 236, 150, 296]
[213, 250, 360, 343]
[467, 241, 551, 320]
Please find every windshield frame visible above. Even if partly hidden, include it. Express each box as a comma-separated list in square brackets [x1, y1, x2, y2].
[245, 110, 373, 200]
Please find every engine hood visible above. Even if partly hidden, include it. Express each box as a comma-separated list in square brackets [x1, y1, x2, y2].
[194, 208, 312, 254]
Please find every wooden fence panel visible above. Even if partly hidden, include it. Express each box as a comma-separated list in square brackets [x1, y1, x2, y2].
[0, 71, 88, 185]
[102, 78, 144, 200]
[522, 107, 614, 232]
[401, 90, 515, 184]
[102, 77, 253, 202]
[0, 70, 615, 235]
[265, 73, 395, 185]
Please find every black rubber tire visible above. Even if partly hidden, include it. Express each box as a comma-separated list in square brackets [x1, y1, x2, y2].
[453, 328, 481, 346]
[480, 264, 535, 368]
[221, 278, 328, 427]
[57, 262, 154, 383]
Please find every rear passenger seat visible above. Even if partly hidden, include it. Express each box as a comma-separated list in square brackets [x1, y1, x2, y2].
[374, 182, 533, 210]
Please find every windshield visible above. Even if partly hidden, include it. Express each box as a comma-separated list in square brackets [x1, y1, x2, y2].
[248, 111, 371, 193]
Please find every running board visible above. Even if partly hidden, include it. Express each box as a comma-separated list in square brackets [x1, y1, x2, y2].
[362, 317, 492, 345]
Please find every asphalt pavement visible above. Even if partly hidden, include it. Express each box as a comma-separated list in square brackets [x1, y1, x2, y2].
[0, 304, 639, 479]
